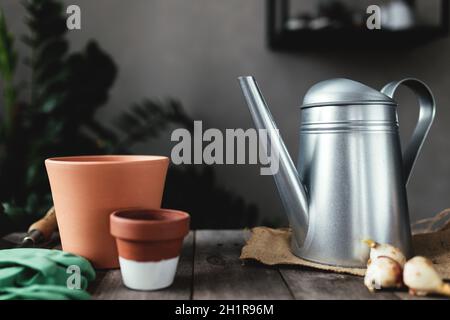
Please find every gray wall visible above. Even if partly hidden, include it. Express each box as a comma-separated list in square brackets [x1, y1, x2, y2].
[2, 0, 450, 225]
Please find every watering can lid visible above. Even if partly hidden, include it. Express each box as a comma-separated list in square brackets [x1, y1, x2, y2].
[301, 78, 396, 108]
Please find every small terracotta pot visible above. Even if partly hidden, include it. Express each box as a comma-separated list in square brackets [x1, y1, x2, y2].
[45, 155, 169, 269]
[110, 208, 190, 291]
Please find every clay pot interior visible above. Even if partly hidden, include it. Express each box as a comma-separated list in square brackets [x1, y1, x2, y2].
[116, 210, 175, 221]
[110, 208, 190, 291]
[47, 155, 167, 163]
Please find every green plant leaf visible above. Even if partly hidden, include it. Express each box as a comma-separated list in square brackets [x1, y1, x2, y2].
[113, 99, 193, 151]
[2, 202, 26, 222]
[0, 8, 18, 135]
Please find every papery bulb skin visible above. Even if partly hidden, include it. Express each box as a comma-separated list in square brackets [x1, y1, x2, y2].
[364, 239, 406, 267]
[364, 256, 403, 292]
[403, 256, 450, 297]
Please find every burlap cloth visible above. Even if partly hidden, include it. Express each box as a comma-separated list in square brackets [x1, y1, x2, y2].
[240, 222, 450, 279]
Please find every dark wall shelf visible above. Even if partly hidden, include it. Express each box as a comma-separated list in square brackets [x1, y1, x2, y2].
[267, 0, 449, 51]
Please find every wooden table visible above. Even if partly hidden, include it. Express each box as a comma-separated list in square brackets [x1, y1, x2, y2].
[2, 229, 445, 300]
[85, 230, 443, 300]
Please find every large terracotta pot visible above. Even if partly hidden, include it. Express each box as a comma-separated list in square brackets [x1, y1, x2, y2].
[45, 155, 169, 269]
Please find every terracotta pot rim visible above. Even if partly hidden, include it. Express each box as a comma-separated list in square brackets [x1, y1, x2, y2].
[45, 155, 169, 166]
[110, 208, 190, 241]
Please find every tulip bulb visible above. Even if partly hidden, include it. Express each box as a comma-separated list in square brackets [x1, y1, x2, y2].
[403, 256, 450, 297]
[364, 239, 406, 267]
[364, 256, 403, 292]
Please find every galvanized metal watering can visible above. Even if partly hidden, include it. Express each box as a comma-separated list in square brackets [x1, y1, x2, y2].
[239, 77, 436, 268]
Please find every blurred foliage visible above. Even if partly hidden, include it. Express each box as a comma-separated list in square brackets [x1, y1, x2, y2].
[0, 0, 258, 235]
[0, 9, 17, 135]
[114, 100, 259, 229]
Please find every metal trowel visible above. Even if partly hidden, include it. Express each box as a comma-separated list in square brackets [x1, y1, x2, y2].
[0, 207, 58, 249]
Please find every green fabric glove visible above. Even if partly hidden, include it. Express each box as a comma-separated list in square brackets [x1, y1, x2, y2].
[0, 248, 95, 300]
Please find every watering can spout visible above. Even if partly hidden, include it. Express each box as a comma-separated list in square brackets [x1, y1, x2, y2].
[238, 76, 309, 245]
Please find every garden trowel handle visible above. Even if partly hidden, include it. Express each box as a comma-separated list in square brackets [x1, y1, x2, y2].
[24, 206, 58, 245]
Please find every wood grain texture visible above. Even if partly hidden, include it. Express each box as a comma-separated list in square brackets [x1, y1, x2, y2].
[90, 231, 194, 300]
[280, 268, 399, 300]
[192, 230, 293, 300]
[2, 230, 446, 300]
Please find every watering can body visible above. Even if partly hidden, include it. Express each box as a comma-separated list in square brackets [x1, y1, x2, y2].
[239, 77, 435, 268]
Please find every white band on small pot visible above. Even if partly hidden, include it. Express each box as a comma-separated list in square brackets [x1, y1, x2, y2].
[119, 256, 180, 291]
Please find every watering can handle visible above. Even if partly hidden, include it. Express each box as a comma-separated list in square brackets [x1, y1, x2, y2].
[381, 79, 436, 186]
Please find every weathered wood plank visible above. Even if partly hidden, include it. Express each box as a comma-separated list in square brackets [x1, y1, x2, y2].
[280, 268, 399, 300]
[2, 230, 442, 300]
[192, 230, 293, 300]
[90, 231, 194, 300]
